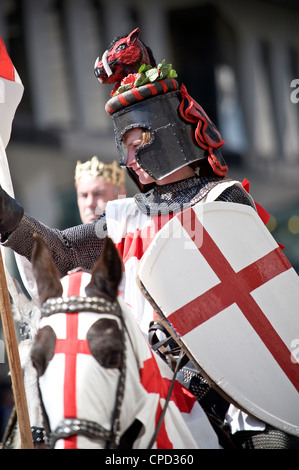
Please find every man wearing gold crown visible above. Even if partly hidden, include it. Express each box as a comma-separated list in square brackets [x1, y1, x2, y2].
[75, 157, 126, 224]
[1, 29, 298, 449]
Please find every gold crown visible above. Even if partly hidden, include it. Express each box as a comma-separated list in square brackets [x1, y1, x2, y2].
[75, 157, 125, 188]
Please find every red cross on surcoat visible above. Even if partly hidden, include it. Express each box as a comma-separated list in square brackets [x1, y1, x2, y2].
[140, 352, 197, 448]
[116, 213, 174, 264]
[168, 207, 299, 392]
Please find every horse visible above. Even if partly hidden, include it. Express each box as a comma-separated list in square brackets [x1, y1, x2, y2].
[28, 234, 221, 449]
[94, 27, 156, 96]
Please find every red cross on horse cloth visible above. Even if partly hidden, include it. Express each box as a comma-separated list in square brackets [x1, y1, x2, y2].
[54, 271, 92, 449]
[138, 201, 299, 437]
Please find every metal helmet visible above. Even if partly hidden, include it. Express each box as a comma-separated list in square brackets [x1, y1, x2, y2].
[112, 90, 208, 180]
[96, 26, 228, 193]
[105, 78, 227, 190]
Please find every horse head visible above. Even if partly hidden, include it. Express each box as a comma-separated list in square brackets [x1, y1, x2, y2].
[30, 234, 128, 448]
[94, 27, 156, 93]
[29, 235, 220, 450]
[31, 234, 123, 374]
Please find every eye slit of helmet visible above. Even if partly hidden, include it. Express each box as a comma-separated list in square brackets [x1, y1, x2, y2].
[122, 129, 152, 149]
[116, 43, 126, 52]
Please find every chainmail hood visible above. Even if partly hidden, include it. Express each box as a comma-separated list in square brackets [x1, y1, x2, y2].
[134, 176, 221, 215]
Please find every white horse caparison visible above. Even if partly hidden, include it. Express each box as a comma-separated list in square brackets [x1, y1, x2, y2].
[29, 235, 220, 449]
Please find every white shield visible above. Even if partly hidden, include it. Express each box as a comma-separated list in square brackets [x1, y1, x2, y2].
[138, 202, 299, 437]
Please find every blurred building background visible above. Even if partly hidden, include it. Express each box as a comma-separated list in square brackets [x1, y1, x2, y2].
[0, 0, 299, 438]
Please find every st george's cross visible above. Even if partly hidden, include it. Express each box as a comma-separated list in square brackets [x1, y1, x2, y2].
[53, 270, 92, 449]
[138, 201, 299, 437]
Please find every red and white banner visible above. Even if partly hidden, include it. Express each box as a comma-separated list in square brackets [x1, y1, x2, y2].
[138, 201, 299, 436]
[0, 36, 42, 309]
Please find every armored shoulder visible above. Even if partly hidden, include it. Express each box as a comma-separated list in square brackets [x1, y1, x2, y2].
[216, 183, 256, 209]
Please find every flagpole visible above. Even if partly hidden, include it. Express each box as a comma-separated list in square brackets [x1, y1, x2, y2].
[0, 250, 33, 449]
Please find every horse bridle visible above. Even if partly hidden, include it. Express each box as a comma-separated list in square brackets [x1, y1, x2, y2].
[38, 295, 181, 449]
[39, 295, 127, 449]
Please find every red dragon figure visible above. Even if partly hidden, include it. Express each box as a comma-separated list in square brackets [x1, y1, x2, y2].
[94, 27, 156, 96]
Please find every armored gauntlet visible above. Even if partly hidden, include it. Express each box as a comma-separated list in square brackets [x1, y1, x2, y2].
[0, 186, 24, 235]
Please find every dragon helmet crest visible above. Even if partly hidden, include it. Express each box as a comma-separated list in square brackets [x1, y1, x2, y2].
[94, 28, 156, 96]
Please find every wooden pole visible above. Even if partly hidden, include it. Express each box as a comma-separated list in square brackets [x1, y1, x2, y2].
[0, 250, 33, 449]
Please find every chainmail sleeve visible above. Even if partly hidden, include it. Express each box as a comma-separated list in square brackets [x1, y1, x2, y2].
[2, 180, 255, 278]
[2, 213, 107, 277]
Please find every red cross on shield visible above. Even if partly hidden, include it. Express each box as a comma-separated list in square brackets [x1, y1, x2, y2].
[138, 202, 299, 437]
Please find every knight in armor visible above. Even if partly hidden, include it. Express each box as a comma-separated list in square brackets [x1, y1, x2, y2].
[0, 30, 298, 450]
